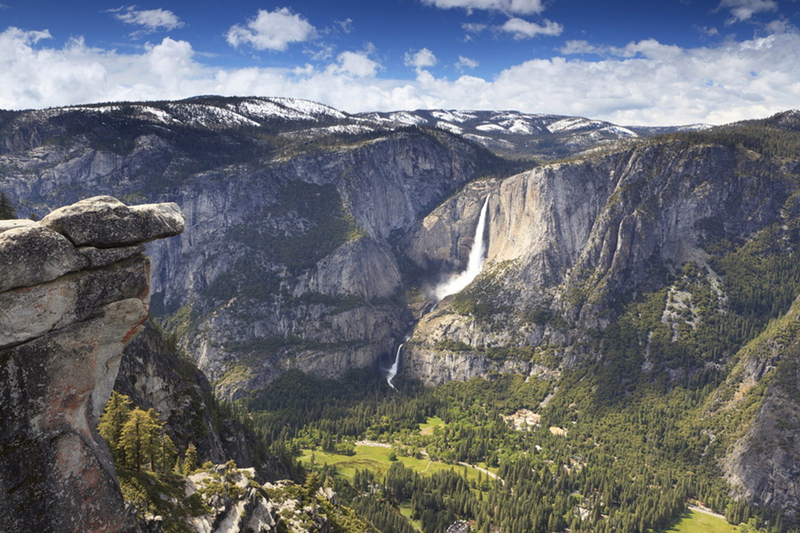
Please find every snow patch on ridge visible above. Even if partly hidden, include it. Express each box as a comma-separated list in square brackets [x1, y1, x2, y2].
[166, 103, 261, 127]
[269, 97, 348, 119]
[435, 121, 464, 135]
[431, 110, 477, 123]
[475, 124, 505, 132]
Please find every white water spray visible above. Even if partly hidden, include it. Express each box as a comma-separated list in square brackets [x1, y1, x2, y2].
[387, 343, 403, 389]
[434, 195, 490, 301]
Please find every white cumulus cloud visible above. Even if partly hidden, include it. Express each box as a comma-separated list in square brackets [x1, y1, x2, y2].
[227, 8, 316, 51]
[463, 17, 563, 40]
[501, 18, 563, 39]
[559, 40, 600, 55]
[329, 50, 382, 78]
[456, 55, 479, 71]
[110, 6, 184, 33]
[404, 48, 438, 72]
[421, 0, 545, 15]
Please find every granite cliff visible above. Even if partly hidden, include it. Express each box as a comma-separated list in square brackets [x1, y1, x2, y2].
[0, 196, 183, 532]
[0, 97, 533, 396]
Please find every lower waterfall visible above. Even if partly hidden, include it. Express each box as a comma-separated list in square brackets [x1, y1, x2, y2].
[387, 343, 403, 389]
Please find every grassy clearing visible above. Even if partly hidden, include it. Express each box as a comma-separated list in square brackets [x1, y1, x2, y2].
[301, 444, 488, 484]
[419, 416, 445, 436]
[663, 509, 739, 533]
[398, 502, 424, 532]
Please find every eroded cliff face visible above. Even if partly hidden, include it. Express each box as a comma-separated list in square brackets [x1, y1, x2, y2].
[0, 101, 510, 395]
[147, 130, 488, 395]
[0, 196, 183, 532]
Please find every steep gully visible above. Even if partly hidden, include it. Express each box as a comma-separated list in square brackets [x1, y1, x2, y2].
[386, 195, 490, 387]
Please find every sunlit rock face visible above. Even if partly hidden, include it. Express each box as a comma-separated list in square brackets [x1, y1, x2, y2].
[0, 196, 183, 533]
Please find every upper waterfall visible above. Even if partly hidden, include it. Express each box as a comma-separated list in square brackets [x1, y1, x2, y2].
[434, 195, 490, 301]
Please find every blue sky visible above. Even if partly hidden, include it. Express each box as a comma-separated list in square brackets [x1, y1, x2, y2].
[1, 0, 799, 125]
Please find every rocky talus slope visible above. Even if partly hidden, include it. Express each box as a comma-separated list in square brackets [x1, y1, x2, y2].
[0, 196, 183, 532]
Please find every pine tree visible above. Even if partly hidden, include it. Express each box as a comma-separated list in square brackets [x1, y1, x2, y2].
[183, 443, 198, 475]
[305, 471, 322, 496]
[98, 391, 133, 464]
[174, 455, 184, 476]
[120, 407, 162, 472]
[143, 408, 162, 470]
[157, 433, 178, 473]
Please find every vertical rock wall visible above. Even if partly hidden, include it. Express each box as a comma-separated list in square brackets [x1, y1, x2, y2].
[0, 196, 183, 533]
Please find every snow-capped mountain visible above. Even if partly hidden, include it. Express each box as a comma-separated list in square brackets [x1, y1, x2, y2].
[41, 96, 707, 160]
[356, 108, 710, 159]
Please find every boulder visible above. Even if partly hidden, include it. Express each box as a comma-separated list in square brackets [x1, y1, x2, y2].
[41, 195, 184, 247]
[0, 225, 88, 292]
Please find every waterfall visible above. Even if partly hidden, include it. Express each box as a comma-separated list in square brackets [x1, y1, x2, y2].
[434, 195, 490, 301]
[386, 195, 490, 388]
[387, 343, 403, 389]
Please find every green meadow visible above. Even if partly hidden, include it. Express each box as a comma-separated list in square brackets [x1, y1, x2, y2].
[664, 509, 739, 533]
[300, 444, 492, 485]
[418, 416, 445, 435]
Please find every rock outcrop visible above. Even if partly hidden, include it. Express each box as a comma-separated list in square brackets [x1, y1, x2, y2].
[182, 464, 359, 533]
[0, 196, 183, 532]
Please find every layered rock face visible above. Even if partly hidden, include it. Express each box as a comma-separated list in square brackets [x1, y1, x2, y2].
[719, 295, 800, 518]
[0, 196, 183, 532]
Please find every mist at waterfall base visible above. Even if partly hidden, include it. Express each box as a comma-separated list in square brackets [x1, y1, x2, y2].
[385, 195, 491, 388]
